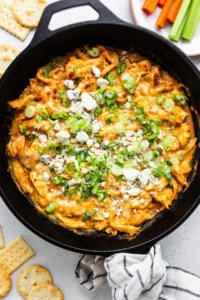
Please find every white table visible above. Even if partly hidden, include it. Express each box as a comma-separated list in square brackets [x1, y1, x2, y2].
[1, 1, 200, 299]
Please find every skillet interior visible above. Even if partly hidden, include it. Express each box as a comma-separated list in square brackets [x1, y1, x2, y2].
[0, 0, 200, 254]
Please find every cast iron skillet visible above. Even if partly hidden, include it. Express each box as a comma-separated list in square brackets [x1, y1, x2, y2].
[0, 0, 200, 255]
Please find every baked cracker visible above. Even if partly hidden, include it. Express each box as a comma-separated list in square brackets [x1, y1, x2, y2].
[0, 236, 35, 274]
[12, 0, 48, 28]
[0, 0, 30, 40]
[17, 265, 53, 298]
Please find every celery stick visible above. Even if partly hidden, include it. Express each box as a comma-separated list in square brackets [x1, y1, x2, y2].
[169, 0, 192, 41]
[182, 0, 200, 40]
[170, 10, 189, 42]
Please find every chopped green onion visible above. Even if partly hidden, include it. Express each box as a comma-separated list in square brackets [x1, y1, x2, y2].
[118, 114, 128, 124]
[116, 154, 125, 165]
[152, 149, 159, 158]
[87, 47, 100, 58]
[163, 99, 175, 113]
[173, 93, 186, 105]
[129, 140, 141, 152]
[107, 72, 117, 86]
[161, 136, 173, 151]
[105, 114, 116, 124]
[178, 152, 185, 161]
[27, 134, 35, 141]
[116, 62, 126, 74]
[35, 115, 42, 122]
[40, 108, 49, 120]
[94, 91, 105, 106]
[134, 106, 144, 115]
[38, 147, 44, 155]
[156, 95, 165, 104]
[107, 141, 119, 148]
[25, 106, 35, 118]
[104, 90, 117, 99]
[111, 164, 123, 176]
[130, 100, 137, 108]
[116, 122, 126, 134]
[19, 124, 26, 134]
[95, 106, 102, 115]
[166, 160, 173, 166]
[67, 214, 73, 218]
[45, 202, 57, 214]
[152, 168, 162, 177]
[82, 210, 97, 221]
[169, 115, 176, 123]
[143, 151, 153, 161]
[101, 171, 108, 181]
[152, 118, 163, 126]
[84, 125, 92, 133]
[146, 122, 159, 140]
[70, 124, 80, 135]
[124, 160, 135, 168]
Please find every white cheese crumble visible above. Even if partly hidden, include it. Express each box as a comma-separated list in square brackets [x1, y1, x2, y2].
[67, 89, 80, 101]
[123, 168, 140, 181]
[76, 131, 88, 143]
[38, 134, 47, 143]
[43, 171, 50, 181]
[122, 73, 130, 81]
[40, 155, 51, 165]
[103, 211, 109, 218]
[97, 78, 109, 87]
[138, 169, 152, 188]
[56, 131, 70, 145]
[69, 101, 83, 114]
[53, 123, 61, 131]
[92, 66, 101, 78]
[87, 139, 93, 148]
[81, 92, 97, 111]
[128, 188, 141, 196]
[64, 79, 75, 89]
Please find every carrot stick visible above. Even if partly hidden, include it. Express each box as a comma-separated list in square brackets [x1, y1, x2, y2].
[158, 0, 167, 7]
[167, 0, 183, 23]
[156, 0, 174, 28]
[142, 0, 159, 15]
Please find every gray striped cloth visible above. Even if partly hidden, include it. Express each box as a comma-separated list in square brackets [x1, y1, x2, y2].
[75, 244, 200, 300]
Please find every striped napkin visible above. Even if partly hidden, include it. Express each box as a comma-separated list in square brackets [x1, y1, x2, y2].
[75, 244, 200, 300]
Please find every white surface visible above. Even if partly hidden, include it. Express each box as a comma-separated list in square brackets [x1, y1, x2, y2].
[130, 0, 200, 57]
[0, 0, 200, 299]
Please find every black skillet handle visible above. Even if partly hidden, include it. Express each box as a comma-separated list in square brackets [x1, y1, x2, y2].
[31, 0, 125, 46]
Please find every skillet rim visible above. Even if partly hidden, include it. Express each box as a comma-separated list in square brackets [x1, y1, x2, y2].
[1, 13, 200, 254]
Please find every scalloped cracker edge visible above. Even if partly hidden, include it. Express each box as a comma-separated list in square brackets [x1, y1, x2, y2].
[0, 44, 20, 76]
[12, 0, 48, 28]
[0, 225, 5, 248]
[28, 284, 64, 300]
[0, 0, 30, 40]
[0, 236, 35, 274]
[0, 267, 12, 298]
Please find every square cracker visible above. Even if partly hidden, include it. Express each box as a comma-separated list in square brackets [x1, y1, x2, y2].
[0, 225, 5, 248]
[0, 0, 30, 41]
[0, 236, 35, 274]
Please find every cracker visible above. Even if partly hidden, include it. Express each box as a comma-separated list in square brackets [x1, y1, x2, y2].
[28, 284, 64, 300]
[0, 236, 35, 274]
[0, 0, 30, 40]
[0, 267, 12, 297]
[12, 0, 48, 28]
[0, 225, 5, 248]
[17, 265, 53, 298]
[0, 44, 20, 77]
